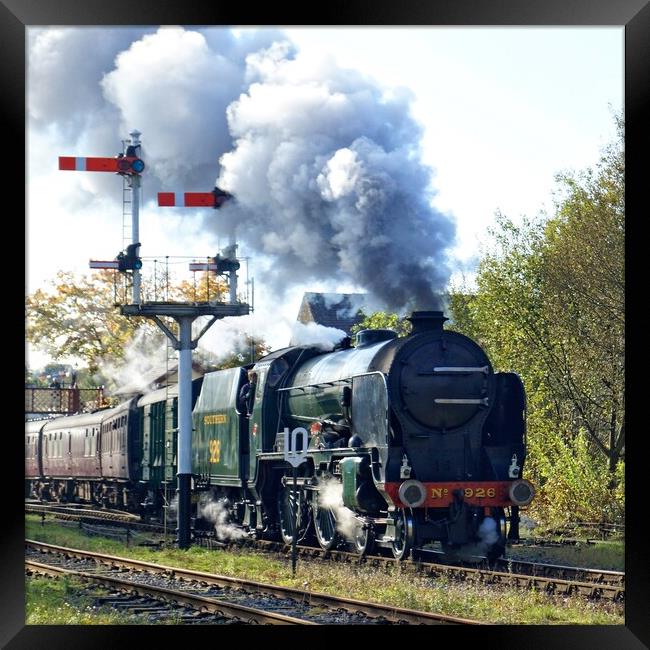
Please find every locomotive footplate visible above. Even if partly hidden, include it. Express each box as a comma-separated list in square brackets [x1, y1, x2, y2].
[280, 476, 316, 489]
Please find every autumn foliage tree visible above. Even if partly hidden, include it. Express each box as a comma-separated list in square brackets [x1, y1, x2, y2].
[26, 271, 157, 374]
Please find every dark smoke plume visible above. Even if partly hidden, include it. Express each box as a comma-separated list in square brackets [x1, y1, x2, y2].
[214, 41, 455, 311]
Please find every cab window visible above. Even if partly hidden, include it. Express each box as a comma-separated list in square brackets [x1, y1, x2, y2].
[255, 368, 267, 400]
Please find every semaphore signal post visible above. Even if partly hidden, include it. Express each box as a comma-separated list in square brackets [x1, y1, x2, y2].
[61, 130, 145, 304]
[59, 130, 250, 548]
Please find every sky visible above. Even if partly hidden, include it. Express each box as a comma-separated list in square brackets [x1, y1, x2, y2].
[26, 26, 623, 371]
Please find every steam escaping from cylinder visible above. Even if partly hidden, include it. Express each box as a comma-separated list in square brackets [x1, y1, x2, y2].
[166, 494, 178, 522]
[197, 494, 249, 541]
[477, 516, 499, 548]
[317, 478, 359, 542]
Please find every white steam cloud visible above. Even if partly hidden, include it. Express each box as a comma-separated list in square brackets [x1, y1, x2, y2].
[99, 328, 168, 395]
[195, 312, 347, 362]
[318, 478, 359, 542]
[198, 494, 249, 541]
[289, 322, 347, 351]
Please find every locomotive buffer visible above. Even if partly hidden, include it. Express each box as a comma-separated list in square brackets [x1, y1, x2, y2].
[61, 132, 250, 549]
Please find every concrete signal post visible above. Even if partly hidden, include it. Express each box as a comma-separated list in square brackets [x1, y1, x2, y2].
[120, 301, 248, 549]
[61, 131, 250, 549]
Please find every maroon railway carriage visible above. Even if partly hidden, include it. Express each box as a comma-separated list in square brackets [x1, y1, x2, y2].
[96, 396, 144, 509]
[26, 396, 142, 506]
[99, 397, 140, 481]
[38, 411, 103, 502]
[25, 419, 45, 497]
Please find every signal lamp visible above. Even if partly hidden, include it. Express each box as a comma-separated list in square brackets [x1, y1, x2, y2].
[117, 243, 142, 272]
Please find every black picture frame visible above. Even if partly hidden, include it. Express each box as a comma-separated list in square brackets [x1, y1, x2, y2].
[7, 1, 648, 647]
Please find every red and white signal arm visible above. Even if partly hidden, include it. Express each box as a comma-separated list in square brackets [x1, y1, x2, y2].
[158, 189, 231, 209]
[59, 156, 145, 175]
[158, 192, 216, 208]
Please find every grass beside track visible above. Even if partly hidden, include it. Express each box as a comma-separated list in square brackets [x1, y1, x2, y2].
[507, 539, 624, 571]
[25, 516, 623, 625]
[26, 574, 170, 625]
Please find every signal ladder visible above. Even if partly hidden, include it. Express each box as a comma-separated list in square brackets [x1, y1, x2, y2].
[122, 178, 133, 249]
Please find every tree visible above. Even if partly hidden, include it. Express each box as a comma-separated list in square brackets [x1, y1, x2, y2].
[172, 271, 228, 303]
[351, 311, 412, 338]
[26, 271, 160, 374]
[540, 118, 624, 472]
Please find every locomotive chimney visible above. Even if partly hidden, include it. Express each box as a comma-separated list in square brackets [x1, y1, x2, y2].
[407, 310, 448, 334]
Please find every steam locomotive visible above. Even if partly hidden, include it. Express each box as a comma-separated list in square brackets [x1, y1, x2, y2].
[26, 311, 534, 560]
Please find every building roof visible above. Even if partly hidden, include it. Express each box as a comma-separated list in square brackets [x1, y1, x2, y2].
[296, 292, 368, 336]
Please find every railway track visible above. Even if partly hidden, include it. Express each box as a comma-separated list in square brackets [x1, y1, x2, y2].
[245, 539, 625, 602]
[26, 504, 624, 602]
[26, 559, 259, 624]
[26, 503, 167, 534]
[26, 540, 480, 625]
